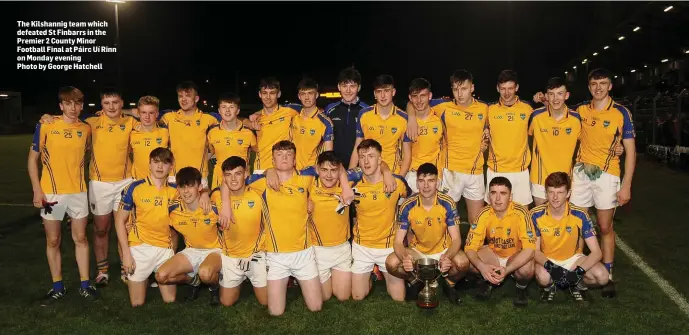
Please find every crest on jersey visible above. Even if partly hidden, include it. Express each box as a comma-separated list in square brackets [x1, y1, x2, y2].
[471, 223, 477, 230]
[298, 187, 305, 193]
[385, 192, 392, 199]
[120, 125, 126, 131]
[156, 138, 162, 144]
[248, 200, 255, 208]
[566, 226, 572, 233]
[478, 114, 484, 120]
[196, 120, 201, 126]
[279, 117, 285, 122]
[603, 120, 610, 128]
[566, 127, 572, 135]
[77, 131, 82, 137]
[491, 228, 495, 235]
[237, 139, 243, 145]
[432, 127, 438, 134]
[310, 129, 316, 136]
[527, 231, 533, 238]
[506, 228, 511, 236]
[520, 113, 526, 120]
[391, 127, 398, 134]
[204, 218, 211, 225]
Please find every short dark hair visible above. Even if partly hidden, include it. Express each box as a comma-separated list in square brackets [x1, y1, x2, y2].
[373, 75, 395, 90]
[357, 139, 382, 153]
[317, 151, 342, 167]
[176, 81, 199, 95]
[546, 77, 568, 92]
[588, 68, 613, 82]
[337, 67, 361, 85]
[450, 70, 474, 85]
[58, 86, 84, 103]
[100, 87, 122, 100]
[488, 176, 512, 191]
[221, 156, 247, 172]
[272, 140, 296, 153]
[417, 163, 438, 178]
[497, 70, 519, 86]
[297, 78, 319, 92]
[176, 167, 202, 187]
[408, 78, 431, 95]
[259, 77, 281, 91]
[545, 172, 570, 191]
[149, 147, 174, 164]
[218, 92, 240, 106]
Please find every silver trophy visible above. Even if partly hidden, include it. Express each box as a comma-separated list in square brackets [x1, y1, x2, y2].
[410, 258, 447, 309]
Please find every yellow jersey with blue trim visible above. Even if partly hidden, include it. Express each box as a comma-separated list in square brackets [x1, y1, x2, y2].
[530, 203, 596, 261]
[160, 109, 220, 177]
[527, 107, 582, 185]
[356, 104, 411, 174]
[168, 201, 222, 249]
[397, 193, 459, 254]
[84, 114, 137, 181]
[31, 116, 91, 194]
[246, 167, 317, 253]
[409, 109, 444, 171]
[487, 97, 533, 172]
[464, 202, 536, 258]
[254, 105, 299, 171]
[575, 99, 635, 177]
[352, 175, 411, 248]
[210, 187, 267, 258]
[207, 122, 257, 189]
[119, 177, 178, 248]
[430, 99, 488, 174]
[129, 123, 170, 179]
[289, 107, 335, 170]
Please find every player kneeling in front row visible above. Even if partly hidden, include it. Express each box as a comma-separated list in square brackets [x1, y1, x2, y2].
[156, 167, 223, 305]
[465, 177, 536, 307]
[211, 156, 268, 307]
[115, 148, 179, 307]
[386, 163, 469, 304]
[531, 172, 608, 303]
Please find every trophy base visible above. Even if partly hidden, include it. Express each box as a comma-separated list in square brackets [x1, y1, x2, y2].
[416, 300, 439, 309]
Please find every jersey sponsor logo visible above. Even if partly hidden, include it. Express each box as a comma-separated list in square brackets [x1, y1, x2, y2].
[368, 126, 375, 131]
[247, 200, 255, 208]
[539, 227, 549, 233]
[432, 127, 438, 134]
[488, 236, 516, 249]
[178, 220, 188, 226]
[493, 115, 504, 120]
[414, 220, 422, 226]
[332, 117, 341, 121]
[554, 227, 561, 236]
[603, 120, 610, 128]
[391, 127, 398, 134]
[565, 127, 572, 135]
[156, 138, 162, 144]
[540, 128, 548, 132]
[51, 130, 61, 135]
[141, 198, 152, 203]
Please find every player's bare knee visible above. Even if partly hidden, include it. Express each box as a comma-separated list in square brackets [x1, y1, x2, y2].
[385, 254, 401, 273]
[46, 236, 61, 248]
[269, 306, 285, 316]
[155, 271, 168, 284]
[452, 254, 470, 272]
[220, 296, 237, 307]
[198, 268, 215, 283]
[333, 291, 350, 302]
[307, 301, 323, 312]
[162, 297, 176, 304]
[72, 232, 88, 245]
[94, 228, 108, 238]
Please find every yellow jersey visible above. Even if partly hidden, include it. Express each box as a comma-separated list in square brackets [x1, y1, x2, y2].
[430, 99, 488, 174]
[397, 193, 459, 255]
[129, 124, 170, 180]
[84, 114, 137, 182]
[409, 109, 444, 171]
[356, 105, 411, 174]
[352, 175, 411, 248]
[530, 203, 595, 261]
[254, 105, 299, 171]
[120, 177, 178, 248]
[207, 123, 257, 189]
[309, 177, 358, 247]
[246, 168, 316, 253]
[160, 109, 220, 177]
[465, 202, 536, 258]
[528, 107, 582, 186]
[487, 97, 533, 172]
[576, 99, 635, 177]
[210, 187, 266, 258]
[31, 117, 91, 194]
[289, 108, 335, 170]
[168, 200, 221, 249]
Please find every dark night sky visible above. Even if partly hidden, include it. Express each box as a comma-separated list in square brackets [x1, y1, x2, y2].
[1, 2, 649, 109]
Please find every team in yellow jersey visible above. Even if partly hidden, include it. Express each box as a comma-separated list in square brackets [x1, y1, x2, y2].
[531, 172, 609, 302]
[386, 163, 469, 304]
[207, 92, 257, 189]
[351, 75, 412, 175]
[30, 66, 634, 308]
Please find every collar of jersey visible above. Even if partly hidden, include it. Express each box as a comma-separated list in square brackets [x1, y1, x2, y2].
[176, 108, 202, 119]
[300, 108, 321, 119]
[145, 175, 171, 188]
[416, 193, 439, 208]
[373, 104, 398, 116]
[220, 120, 243, 132]
[489, 201, 518, 218]
[588, 98, 614, 112]
[546, 105, 572, 122]
[341, 97, 360, 105]
[544, 202, 571, 219]
[498, 96, 521, 107]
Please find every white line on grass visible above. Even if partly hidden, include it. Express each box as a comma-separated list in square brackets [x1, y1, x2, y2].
[0, 203, 33, 207]
[616, 236, 689, 317]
